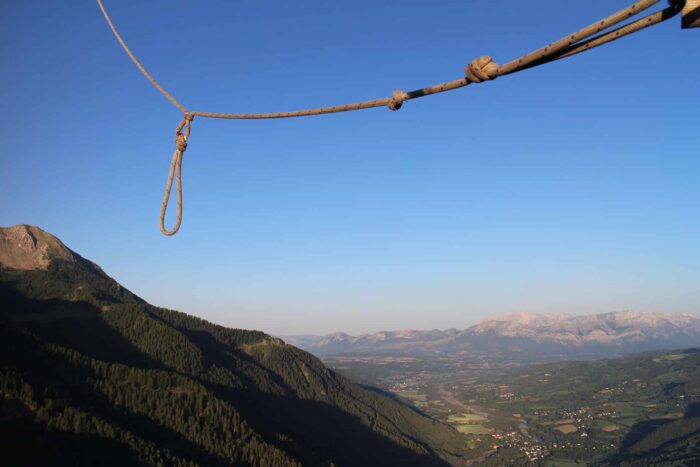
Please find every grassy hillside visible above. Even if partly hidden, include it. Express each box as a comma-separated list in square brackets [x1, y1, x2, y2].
[0, 260, 469, 466]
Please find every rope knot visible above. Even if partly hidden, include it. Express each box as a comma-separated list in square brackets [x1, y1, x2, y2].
[388, 89, 408, 111]
[175, 133, 188, 152]
[465, 56, 499, 83]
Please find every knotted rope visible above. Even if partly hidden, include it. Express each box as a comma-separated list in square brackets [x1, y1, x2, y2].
[388, 90, 409, 111]
[159, 114, 192, 236]
[465, 56, 499, 83]
[96, 0, 686, 235]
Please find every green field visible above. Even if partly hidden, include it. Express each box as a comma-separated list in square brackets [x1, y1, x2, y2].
[396, 389, 428, 404]
[445, 412, 492, 435]
[455, 424, 493, 435]
[545, 459, 587, 467]
[447, 413, 487, 424]
[653, 353, 690, 362]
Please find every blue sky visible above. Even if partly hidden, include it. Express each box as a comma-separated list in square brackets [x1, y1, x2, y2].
[2, 0, 698, 335]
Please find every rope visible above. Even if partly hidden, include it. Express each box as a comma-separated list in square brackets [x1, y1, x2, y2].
[95, 0, 685, 235]
[159, 114, 192, 236]
[96, 0, 188, 114]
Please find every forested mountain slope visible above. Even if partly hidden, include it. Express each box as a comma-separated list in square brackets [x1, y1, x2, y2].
[0, 225, 468, 466]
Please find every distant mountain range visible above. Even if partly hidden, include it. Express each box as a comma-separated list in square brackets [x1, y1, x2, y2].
[0, 225, 468, 466]
[286, 311, 700, 359]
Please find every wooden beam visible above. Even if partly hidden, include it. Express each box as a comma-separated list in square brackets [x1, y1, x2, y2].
[682, 0, 700, 28]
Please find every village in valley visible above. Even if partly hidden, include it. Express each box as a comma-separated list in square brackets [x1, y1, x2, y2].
[324, 351, 700, 465]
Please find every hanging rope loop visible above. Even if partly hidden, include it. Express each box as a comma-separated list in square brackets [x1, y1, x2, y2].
[96, 0, 687, 235]
[159, 114, 193, 236]
[465, 56, 499, 83]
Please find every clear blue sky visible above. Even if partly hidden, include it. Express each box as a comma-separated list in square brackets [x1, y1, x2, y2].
[2, 0, 698, 335]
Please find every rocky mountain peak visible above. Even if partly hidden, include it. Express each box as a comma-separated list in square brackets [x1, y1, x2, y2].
[0, 224, 107, 279]
[293, 311, 700, 357]
[0, 224, 77, 270]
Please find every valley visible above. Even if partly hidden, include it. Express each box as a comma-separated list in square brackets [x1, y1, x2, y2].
[1, 225, 698, 466]
[322, 350, 700, 465]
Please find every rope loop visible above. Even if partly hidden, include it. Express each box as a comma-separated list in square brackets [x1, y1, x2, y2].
[96, 0, 685, 236]
[465, 56, 499, 83]
[159, 114, 193, 236]
[388, 89, 409, 111]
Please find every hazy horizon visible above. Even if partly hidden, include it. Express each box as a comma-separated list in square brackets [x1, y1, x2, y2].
[273, 309, 700, 337]
[2, 0, 698, 336]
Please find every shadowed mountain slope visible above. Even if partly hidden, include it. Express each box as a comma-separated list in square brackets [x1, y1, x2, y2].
[0, 225, 469, 466]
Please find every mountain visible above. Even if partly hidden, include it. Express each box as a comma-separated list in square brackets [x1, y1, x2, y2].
[0, 225, 470, 466]
[291, 311, 700, 359]
[0, 224, 108, 277]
